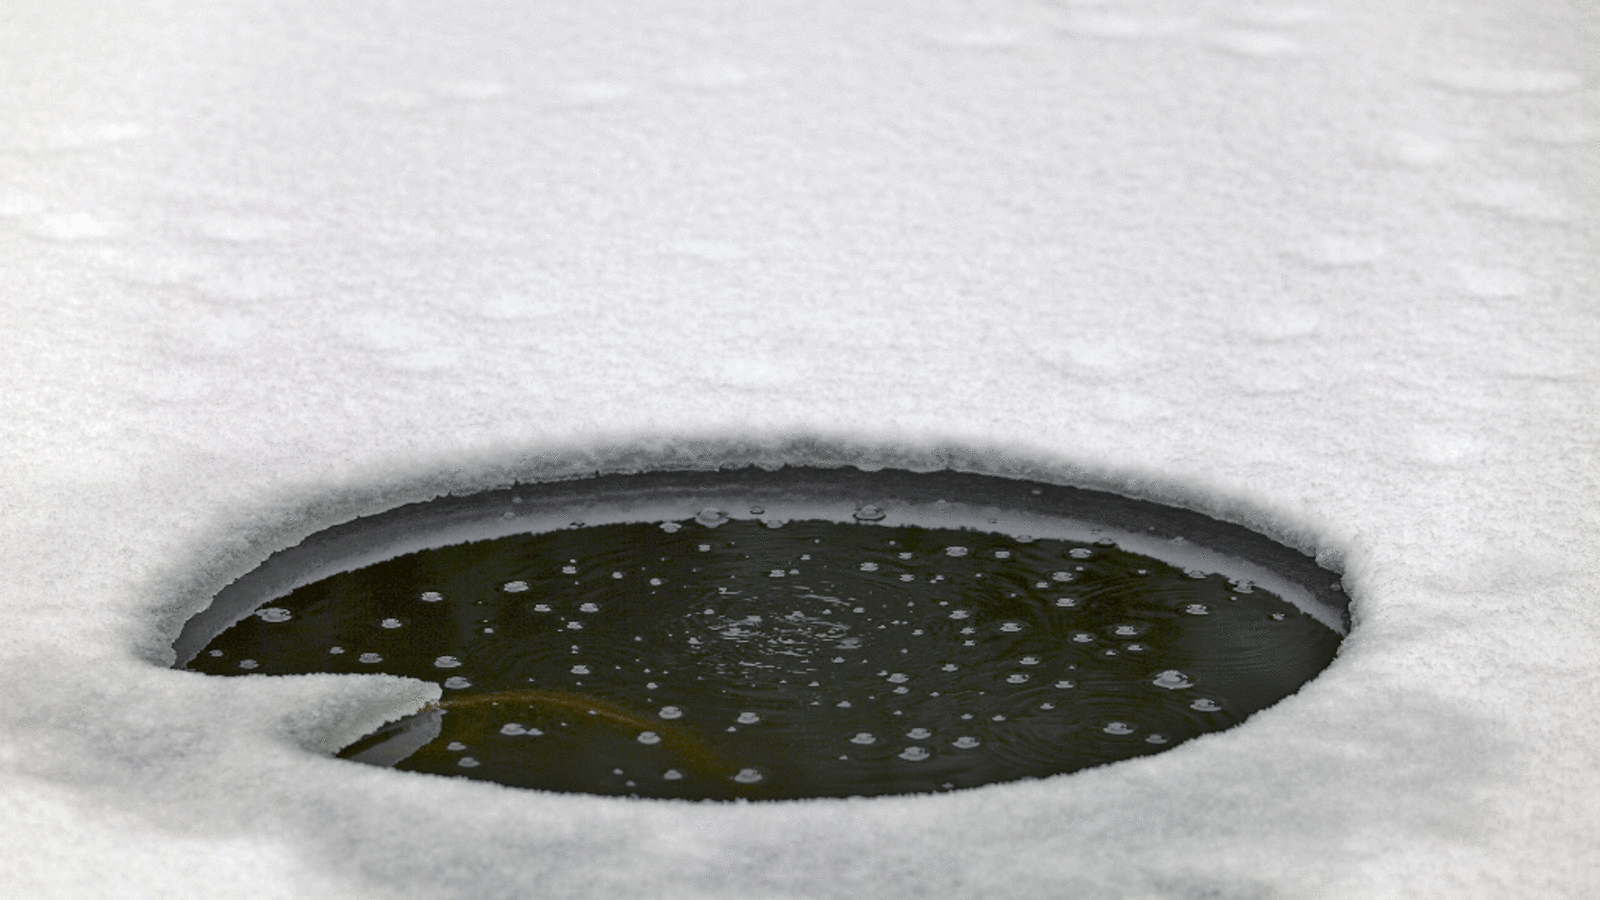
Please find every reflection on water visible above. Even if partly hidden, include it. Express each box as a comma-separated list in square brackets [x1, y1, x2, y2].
[187, 517, 1340, 800]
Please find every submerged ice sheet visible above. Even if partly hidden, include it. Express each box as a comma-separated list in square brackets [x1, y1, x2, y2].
[2, 0, 1596, 897]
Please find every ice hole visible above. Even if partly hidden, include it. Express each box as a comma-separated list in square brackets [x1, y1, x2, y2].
[174, 466, 1346, 800]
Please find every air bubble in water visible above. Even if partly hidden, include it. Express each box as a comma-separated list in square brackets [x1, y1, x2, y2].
[637, 731, 662, 745]
[239, 659, 258, 670]
[571, 665, 591, 675]
[434, 656, 462, 668]
[1103, 722, 1134, 735]
[906, 727, 931, 739]
[503, 581, 529, 593]
[660, 522, 682, 533]
[664, 769, 684, 780]
[736, 712, 761, 724]
[256, 608, 292, 623]
[501, 723, 526, 736]
[659, 706, 683, 719]
[459, 757, 480, 768]
[850, 732, 876, 745]
[1152, 670, 1193, 690]
[1184, 604, 1210, 615]
[358, 652, 382, 663]
[952, 736, 980, 749]
[444, 676, 471, 689]
[853, 505, 886, 522]
[945, 546, 968, 557]
[1000, 621, 1024, 632]
[899, 747, 930, 762]
[696, 508, 730, 528]
[733, 768, 764, 784]
[579, 602, 600, 613]
[1191, 699, 1222, 712]
[419, 591, 442, 602]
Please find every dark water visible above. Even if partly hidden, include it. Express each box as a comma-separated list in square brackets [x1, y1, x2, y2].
[185, 514, 1341, 800]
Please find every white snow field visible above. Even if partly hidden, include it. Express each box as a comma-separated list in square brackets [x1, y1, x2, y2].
[3, 0, 1595, 897]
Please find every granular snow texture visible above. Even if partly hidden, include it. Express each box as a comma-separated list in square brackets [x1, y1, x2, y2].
[1, 0, 1595, 898]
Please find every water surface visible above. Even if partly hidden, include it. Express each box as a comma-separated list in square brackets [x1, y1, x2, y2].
[186, 508, 1340, 800]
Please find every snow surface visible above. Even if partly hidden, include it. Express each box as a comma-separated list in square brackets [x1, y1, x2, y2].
[2, 0, 1596, 897]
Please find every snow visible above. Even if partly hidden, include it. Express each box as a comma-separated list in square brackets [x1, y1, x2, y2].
[2, 0, 1595, 896]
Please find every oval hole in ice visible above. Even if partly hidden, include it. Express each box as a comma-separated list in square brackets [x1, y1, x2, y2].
[174, 466, 1346, 800]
